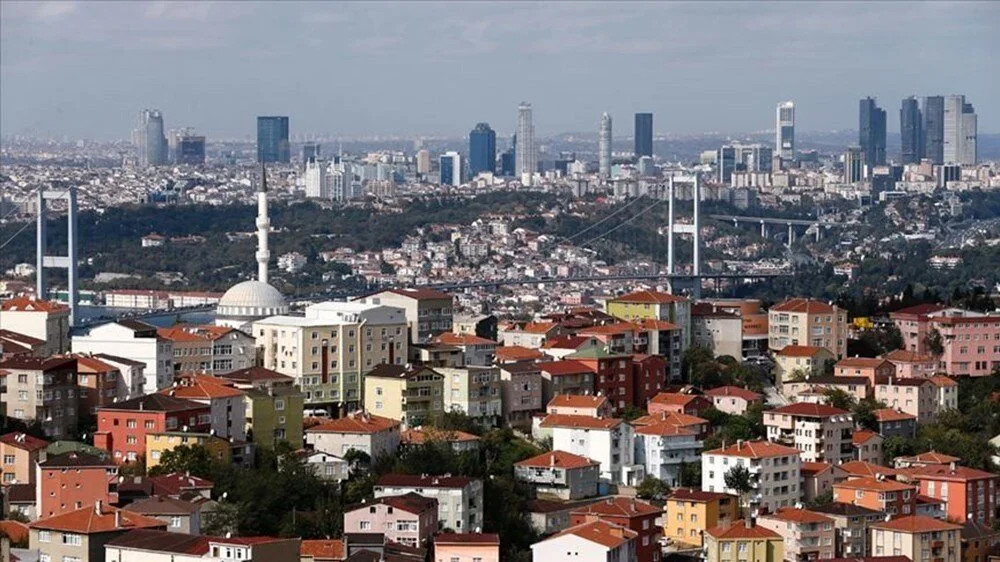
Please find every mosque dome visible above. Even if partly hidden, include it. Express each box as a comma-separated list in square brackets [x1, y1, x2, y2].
[215, 280, 288, 328]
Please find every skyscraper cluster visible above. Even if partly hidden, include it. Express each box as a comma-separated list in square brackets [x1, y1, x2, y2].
[899, 95, 977, 166]
[133, 109, 168, 167]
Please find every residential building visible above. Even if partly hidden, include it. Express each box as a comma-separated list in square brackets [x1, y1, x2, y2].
[869, 515, 961, 562]
[547, 394, 612, 418]
[72, 319, 174, 391]
[890, 305, 1000, 377]
[305, 412, 401, 459]
[37, 452, 118, 519]
[301, 450, 349, 482]
[214, 366, 304, 450]
[356, 288, 454, 344]
[500, 362, 543, 428]
[0, 328, 47, 357]
[632, 354, 669, 407]
[692, 303, 745, 359]
[29, 503, 166, 562]
[853, 430, 884, 465]
[438, 366, 503, 427]
[515, 450, 601, 500]
[538, 361, 596, 405]
[632, 411, 709, 439]
[499, 321, 563, 349]
[0, 431, 49, 485]
[253, 301, 409, 412]
[702, 440, 803, 513]
[894, 451, 961, 470]
[145, 432, 232, 469]
[634, 422, 701, 487]
[874, 408, 917, 439]
[73, 355, 123, 414]
[159, 374, 246, 441]
[833, 477, 917, 517]
[566, 348, 634, 414]
[605, 290, 692, 350]
[810, 502, 885, 558]
[531, 520, 637, 562]
[364, 364, 444, 427]
[699, 299, 770, 359]
[883, 350, 937, 379]
[648, 392, 712, 416]
[664, 489, 739, 548]
[705, 386, 763, 415]
[764, 403, 854, 464]
[774, 346, 836, 387]
[431, 333, 498, 366]
[0, 356, 79, 439]
[127, 495, 201, 534]
[571, 497, 662, 562]
[768, 299, 848, 358]
[104, 528, 300, 561]
[374, 473, 483, 532]
[94, 394, 211, 464]
[540, 414, 642, 487]
[835, 358, 896, 386]
[344, 492, 438, 547]
[800, 462, 837, 504]
[434, 532, 500, 562]
[400, 427, 480, 453]
[705, 520, 784, 562]
[783, 376, 870, 405]
[758, 507, 835, 561]
[0, 298, 71, 355]
[874, 377, 938, 425]
[902, 464, 999, 526]
[156, 325, 254, 375]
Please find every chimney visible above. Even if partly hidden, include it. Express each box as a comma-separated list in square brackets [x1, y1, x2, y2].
[949, 461, 956, 472]
[115, 509, 121, 528]
[744, 518, 753, 529]
[95, 500, 103, 515]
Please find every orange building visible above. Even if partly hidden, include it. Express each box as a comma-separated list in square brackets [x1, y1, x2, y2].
[73, 354, 122, 414]
[902, 464, 999, 526]
[647, 392, 712, 416]
[834, 357, 896, 386]
[0, 432, 49, 485]
[833, 477, 917, 517]
[37, 452, 118, 519]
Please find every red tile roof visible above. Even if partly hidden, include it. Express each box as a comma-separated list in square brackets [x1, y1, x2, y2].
[770, 298, 836, 314]
[762, 507, 833, 524]
[542, 335, 594, 350]
[668, 489, 736, 503]
[495, 346, 546, 362]
[836, 357, 892, 369]
[632, 411, 707, 428]
[159, 375, 245, 399]
[376, 473, 474, 489]
[149, 473, 213, 496]
[769, 403, 850, 417]
[547, 394, 608, 409]
[890, 304, 947, 317]
[571, 496, 661, 517]
[873, 408, 916, 422]
[903, 464, 997, 482]
[539, 360, 594, 376]
[899, 451, 960, 464]
[705, 386, 762, 401]
[706, 520, 781, 540]
[544, 520, 637, 549]
[0, 520, 29, 543]
[834, 477, 914, 492]
[434, 532, 500, 545]
[852, 430, 880, 445]
[432, 333, 497, 346]
[635, 422, 697, 436]
[301, 539, 345, 561]
[800, 462, 833, 476]
[649, 392, 705, 407]
[306, 413, 400, 434]
[578, 322, 640, 336]
[400, 427, 480, 445]
[29, 504, 166, 534]
[870, 514, 961, 533]
[0, 431, 50, 452]
[610, 290, 688, 304]
[156, 325, 241, 343]
[776, 345, 829, 357]
[883, 349, 936, 363]
[516, 450, 599, 470]
[704, 440, 801, 459]
[0, 297, 68, 312]
[929, 375, 958, 387]
[539, 414, 623, 430]
[839, 461, 898, 478]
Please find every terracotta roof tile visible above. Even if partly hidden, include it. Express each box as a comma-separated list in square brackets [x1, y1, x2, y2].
[834, 477, 914, 492]
[776, 345, 829, 357]
[307, 413, 400, 434]
[432, 333, 497, 346]
[301, 539, 345, 560]
[769, 403, 850, 417]
[836, 358, 892, 369]
[800, 462, 833, 476]
[871, 515, 961, 533]
[706, 520, 781, 540]
[30, 504, 167, 534]
[516, 450, 600, 470]
[0, 297, 69, 312]
[761, 507, 833, 524]
[544, 520, 637, 549]
[538, 360, 594, 376]
[400, 427, 479, 445]
[668, 489, 736, 503]
[539, 414, 623, 430]
[770, 298, 836, 314]
[571, 496, 661, 517]
[704, 440, 801, 459]
[632, 411, 707, 428]
[0, 431, 50, 452]
[495, 346, 546, 361]
[883, 349, 936, 363]
[705, 386, 762, 401]
[852, 430, 880, 445]
[159, 375, 245, 399]
[634, 422, 696, 436]
[649, 392, 705, 407]
[839, 461, 898, 478]
[547, 394, 608, 410]
[610, 290, 689, 304]
[874, 408, 916, 422]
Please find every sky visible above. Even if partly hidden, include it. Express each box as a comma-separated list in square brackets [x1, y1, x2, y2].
[2, 1, 998, 141]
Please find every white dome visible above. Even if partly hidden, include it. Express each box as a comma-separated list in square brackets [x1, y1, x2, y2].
[216, 281, 288, 326]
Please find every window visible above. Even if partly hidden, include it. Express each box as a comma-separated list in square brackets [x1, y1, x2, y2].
[62, 533, 83, 545]
[275, 399, 285, 411]
[39, 531, 51, 542]
[359, 520, 372, 530]
[170, 516, 182, 527]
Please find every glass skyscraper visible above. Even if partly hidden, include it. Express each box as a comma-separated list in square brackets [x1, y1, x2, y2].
[177, 136, 206, 166]
[776, 101, 795, 160]
[900, 97, 922, 165]
[257, 116, 290, 163]
[468, 123, 496, 176]
[922, 96, 944, 165]
[634, 113, 653, 157]
[859, 97, 887, 167]
[134, 109, 168, 167]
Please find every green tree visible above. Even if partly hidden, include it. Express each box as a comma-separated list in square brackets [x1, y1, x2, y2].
[723, 465, 754, 516]
[636, 476, 671, 500]
[621, 405, 647, 422]
[807, 491, 833, 508]
[824, 388, 857, 411]
[853, 397, 884, 432]
[202, 501, 240, 536]
[679, 461, 701, 488]
[925, 328, 944, 356]
[148, 444, 218, 478]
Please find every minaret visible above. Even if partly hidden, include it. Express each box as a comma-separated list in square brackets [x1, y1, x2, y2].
[255, 164, 271, 284]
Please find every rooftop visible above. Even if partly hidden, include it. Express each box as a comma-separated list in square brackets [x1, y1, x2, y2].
[871, 514, 962, 533]
[539, 414, 622, 430]
[547, 394, 608, 409]
[516, 450, 600, 470]
[610, 290, 688, 304]
[306, 412, 400, 434]
[571, 496, 660, 517]
[704, 386, 762, 400]
[769, 402, 850, 417]
[30, 504, 166, 534]
[542, 520, 637, 549]
[705, 440, 801, 459]
[776, 345, 829, 357]
[771, 298, 836, 314]
[376, 473, 475, 489]
[706, 520, 781, 540]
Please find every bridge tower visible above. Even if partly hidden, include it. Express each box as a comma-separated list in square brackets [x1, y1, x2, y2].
[665, 174, 702, 298]
[36, 184, 79, 326]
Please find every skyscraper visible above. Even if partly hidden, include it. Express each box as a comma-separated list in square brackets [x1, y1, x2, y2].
[776, 101, 795, 160]
[468, 123, 496, 176]
[439, 152, 463, 186]
[134, 109, 167, 167]
[943, 95, 977, 165]
[922, 96, 944, 165]
[598, 112, 612, 177]
[900, 97, 923, 165]
[416, 149, 431, 175]
[634, 113, 653, 157]
[177, 135, 206, 166]
[516, 103, 536, 186]
[302, 142, 321, 164]
[859, 97, 887, 167]
[844, 146, 865, 184]
[257, 116, 290, 163]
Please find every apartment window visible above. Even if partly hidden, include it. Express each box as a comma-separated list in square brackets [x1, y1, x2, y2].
[360, 520, 372, 530]
[62, 533, 83, 545]
[126, 419, 137, 428]
[145, 420, 155, 429]
[275, 399, 285, 411]
[170, 516, 183, 528]
[38, 531, 51, 542]
[3, 455, 15, 465]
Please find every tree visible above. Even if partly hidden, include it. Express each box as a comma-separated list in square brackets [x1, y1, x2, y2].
[807, 491, 833, 508]
[148, 444, 217, 478]
[621, 405, 647, 422]
[202, 501, 240, 536]
[636, 476, 671, 500]
[925, 328, 944, 356]
[853, 397, 884, 432]
[882, 435, 917, 461]
[679, 461, 701, 488]
[723, 465, 754, 516]
[824, 388, 857, 411]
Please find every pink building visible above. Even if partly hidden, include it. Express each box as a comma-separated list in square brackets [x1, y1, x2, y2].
[890, 305, 1000, 377]
[433, 532, 500, 562]
[343, 493, 438, 547]
[884, 349, 937, 378]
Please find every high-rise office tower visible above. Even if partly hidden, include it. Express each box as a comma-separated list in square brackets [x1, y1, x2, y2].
[516, 103, 536, 185]
[416, 149, 431, 175]
[439, 152, 463, 186]
[257, 116, 290, 163]
[468, 123, 496, 176]
[776, 101, 795, 160]
[304, 159, 328, 199]
[177, 135, 206, 166]
[718, 143, 773, 183]
[900, 97, 923, 165]
[598, 112, 612, 177]
[859, 97, 887, 167]
[844, 146, 864, 184]
[922, 96, 944, 165]
[634, 113, 653, 157]
[134, 109, 168, 167]
[302, 142, 321, 164]
[943, 95, 977, 165]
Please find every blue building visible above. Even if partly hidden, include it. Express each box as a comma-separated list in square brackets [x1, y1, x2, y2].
[634, 113, 653, 157]
[900, 97, 922, 165]
[257, 116, 290, 163]
[177, 136, 206, 166]
[439, 152, 463, 186]
[469, 123, 496, 176]
[859, 97, 887, 167]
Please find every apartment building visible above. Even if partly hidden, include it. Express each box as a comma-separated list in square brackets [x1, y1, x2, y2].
[903, 463, 999, 526]
[890, 305, 1000, 377]
[437, 366, 503, 427]
[156, 324, 255, 375]
[648, 392, 712, 416]
[704, 521, 784, 562]
[874, 377, 938, 425]
[835, 357, 897, 386]
[531, 520, 637, 562]
[764, 403, 854, 464]
[605, 290, 692, 348]
[833, 477, 917, 517]
[635, 422, 702, 487]
[36, 452, 118, 519]
[434, 533, 500, 562]
[566, 347, 634, 414]
[540, 414, 642, 487]
[216, 366, 305, 449]
[0, 431, 49, 485]
[664, 489, 739, 548]
[357, 288, 453, 343]
[546, 394, 613, 418]
[853, 430, 884, 465]
[774, 345, 836, 386]
[768, 298, 848, 358]
[538, 360, 596, 405]
[94, 394, 211, 464]
[374, 473, 483, 532]
[705, 386, 763, 415]
[364, 363, 444, 427]
[869, 515, 962, 562]
[702, 440, 803, 513]
[875, 408, 918, 439]
[757, 508, 835, 561]
[343, 493, 438, 547]
[253, 301, 409, 412]
[499, 321, 563, 349]
[810, 502, 885, 558]
[431, 332, 498, 366]
[884, 349, 938, 379]
[146, 431, 232, 469]
[72, 319, 174, 391]
[514, 450, 601, 500]
[104, 529, 299, 561]
[0, 356, 79, 439]
[73, 355, 122, 414]
[0, 297, 71, 355]
[929, 376, 958, 411]
[799, 462, 838, 503]
[29, 504, 166, 562]
[571, 497, 662, 562]
[500, 361, 543, 428]
[699, 299, 770, 359]
[305, 412, 401, 459]
[92, 353, 146, 400]
[159, 374, 247, 441]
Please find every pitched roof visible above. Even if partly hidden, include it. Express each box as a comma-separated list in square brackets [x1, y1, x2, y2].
[547, 394, 608, 410]
[538, 360, 594, 376]
[704, 440, 801, 459]
[384, 287, 452, 300]
[216, 366, 293, 385]
[769, 403, 850, 417]
[301, 539, 346, 560]
[649, 392, 706, 407]
[39, 451, 115, 468]
[836, 357, 892, 369]
[883, 349, 936, 363]
[100, 393, 206, 413]
[800, 462, 833, 476]
[148, 473, 213, 496]
[578, 322, 640, 336]
[0, 520, 29, 543]
[538, 414, 622, 430]
[809, 503, 885, 517]
[515, 450, 600, 470]
[0, 431, 49, 452]
[706, 520, 781, 540]
[306, 413, 400, 434]
[0, 329, 45, 346]
[610, 290, 688, 304]
[541, 335, 594, 350]
[839, 461, 899, 478]
[870, 515, 962, 533]
[898, 451, 960, 464]
[366, 364, 441, 380]
[834, 477, 914, 492]
[0, 356, 75, 371]
[542, 520, 637, 549]
[668, 489, 736, 503]
[770, 298, 836, 314]
[127, 495, 200, 515]
[929, 375, 958, 387]
[156, 325, 241, 343]
[376, 473, 475, 489]
[30, 504, 167, 534]
[105, 529, 211, 555]
[632, 411, 707, 428]
[874, 408, 916, 422]
[0, 297, 68, 312]
[903, 464, 996, 482]
[571, 496, 661, 517]
[761, 507, 833, 524]
[495, 345, 545, 361]
[159, 375, 245, 399]
[635, 422, 697, 436]
[890, 304, 947, 317]
[432, 332, 497, 346]
[400, 427, 480, 445]
[348, 492, 438, 516]
[704, 386, 762, 401]
[852, 430, 881, 445]
[567, 347, 628, 360]
[776, 345, 829, 357]
[434, 533, 500, 545]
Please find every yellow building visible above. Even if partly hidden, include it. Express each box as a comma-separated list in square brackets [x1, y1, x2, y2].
[768, 298, 848, 358]
[705, 520, 784, 562]
[145, 431, 232, 469]
[364, 364, 444, 427]
[605, 290, 691, 349]
[665, 489, 740, 547]
[773, 345, 835, 386]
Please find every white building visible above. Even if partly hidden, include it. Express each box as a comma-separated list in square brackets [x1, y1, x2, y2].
[304, 159, 329, 199]
[776, 101, 795, 161]
[374, 473, 483, 532]
[702, 440, 802, 513]
[305, 412, 401, 459]
[943, 94, 977, 165]
[517, 102, 536, 186]
[540, 414, 643, 487]
[599, 113, 612, 177]
[0, 298, 71, 356]
[93, 353, 147, 399]
[634, 422, 702, 487]
[72, 320, 173, 391]
[531, 520, 637, 562]
[277, 252, 307, 273]
[764, 403, 854, 464]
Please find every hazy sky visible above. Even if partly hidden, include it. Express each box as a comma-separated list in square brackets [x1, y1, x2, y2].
[2, 1, 998, 140]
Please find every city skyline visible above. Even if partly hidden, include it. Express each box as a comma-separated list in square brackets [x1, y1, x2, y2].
[2, 1, 997, 140]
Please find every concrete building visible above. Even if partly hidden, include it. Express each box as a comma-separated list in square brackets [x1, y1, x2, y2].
[94, 394, 211, 464]
[701, 299, 770, 359]
[357, 288, 453, 344]
[37, 452, 118, 519]
[0, 297, 71, 355]
[517, 102, 537, 186]
[145, 431, 231, 469]
[30, 504, 166, 562]
[599, 113, 612, 177]
[374, 473, 483, 532]
[72, 319, 174, 391]
[431, 333, 498, 366]
[875, 408, 918, 439]
[158, 374, 247, 441]
[127, 495, 202, 534]
[702, 440, 802, 513]
[768, 299, 848, 358]
[546, 394, 613, 418]
[531, 520, 636, 562]
[344, 492, 438, 547]
[0, 356, 79, 439]
[570, 497, 662, 562]
[777, 101, 796, 161]
[434, 532, 500, 562]
[105, 529, 299, 561]
[92, 353, 146, 400]
[809, 502, 885, 558]
[156, 325, 254, 375]
[0, 431, 48, 485]
[664, 489, 739, 548]
[364, 363, 444, 427]
[835, 358, 896, 386]
[758, 508, 835, 562]
[538, 361, 596, 405]
[647, 392, 712, 416]
[774, 346, 836, 387]
[305, 412, 401, 459]
[853, 430, 884, 465]
[514, 450, 601, 500]
[216, 366, 305, 450]
[890, 305, 1000, 378]
[606, 290, 692, 350]
[437, 366, 503, 427]
[874, 377, 938, 425]
[634, 422, 701, 487]
[833, 477, 917, 517]
[705, 520, 784, 562]
[943, 95, 977, 165]
[705, 386, 763, 416]
[903, 464, 999, 526]
[540, 414, 642, 487]
[869, 515, 962, 562]
[764, 403, 854, 464]
[500, 361, 543, 429]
